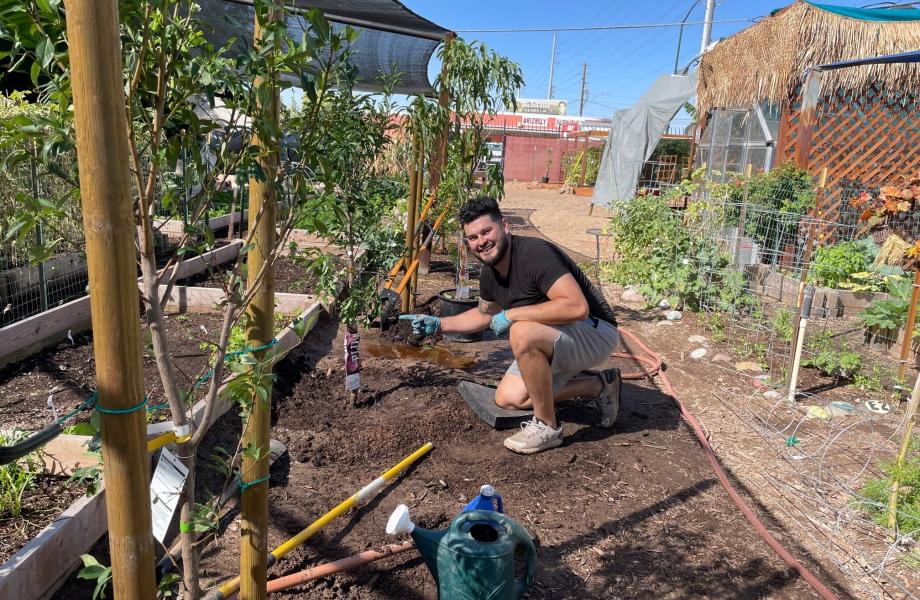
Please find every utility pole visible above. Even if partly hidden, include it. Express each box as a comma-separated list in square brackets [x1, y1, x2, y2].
[578, 63, 588, 117]
[65, 1, 156, 598]
[547, 32, 556, 99]
[700, 0, 716, 54]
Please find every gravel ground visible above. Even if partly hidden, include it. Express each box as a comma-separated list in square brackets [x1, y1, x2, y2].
[500, 182, 614, 261]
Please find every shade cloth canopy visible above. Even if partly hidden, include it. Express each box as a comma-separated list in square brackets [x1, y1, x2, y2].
[196, 0, 451, 95]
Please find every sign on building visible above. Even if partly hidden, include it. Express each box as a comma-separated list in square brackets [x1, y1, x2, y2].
[514, 98, 567, 115]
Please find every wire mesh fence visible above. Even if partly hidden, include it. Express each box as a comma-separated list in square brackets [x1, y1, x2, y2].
[0, 142, 87, 327]
[675, 173, 920, 598]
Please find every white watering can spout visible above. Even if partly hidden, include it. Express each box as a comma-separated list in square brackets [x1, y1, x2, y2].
[386, 504, 416, 535]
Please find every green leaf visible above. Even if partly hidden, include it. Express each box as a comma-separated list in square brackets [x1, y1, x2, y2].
[36, 36, 54, 69]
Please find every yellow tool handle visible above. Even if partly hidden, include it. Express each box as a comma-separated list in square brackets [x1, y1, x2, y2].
[213, 442, 434, 599]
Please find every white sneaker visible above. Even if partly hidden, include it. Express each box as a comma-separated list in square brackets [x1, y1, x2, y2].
[503, 418, 563, 454]
[595, 368, 621, 428]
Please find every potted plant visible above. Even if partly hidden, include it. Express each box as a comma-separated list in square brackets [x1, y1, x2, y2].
[541, 148, 552, 183]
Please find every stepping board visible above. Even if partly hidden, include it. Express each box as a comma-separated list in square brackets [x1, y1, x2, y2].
[458, 381, 533, 429]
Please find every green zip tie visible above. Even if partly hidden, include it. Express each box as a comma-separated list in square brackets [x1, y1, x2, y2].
[179, 521, 191, 533]
[96, 396, 148, 415]
[786, 435, 799, 447]
[238, 475, 270, 493]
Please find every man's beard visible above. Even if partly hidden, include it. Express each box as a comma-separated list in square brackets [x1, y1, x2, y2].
[472, 233, 509, 267]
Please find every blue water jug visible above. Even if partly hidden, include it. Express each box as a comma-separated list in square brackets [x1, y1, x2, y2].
[462, 484, 504, 513]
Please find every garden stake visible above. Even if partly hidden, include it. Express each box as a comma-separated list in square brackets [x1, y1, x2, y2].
[401, 133, 420, 313]
[206, 442, 434, 600]
[896, 269, 920, 383]
[239, 6, 281, 599]
[886, 369, 920, 532]
[787, 285, 816, 402]
[426, 31, 455, 196]
[411, 138, 427, 284]
[784, 168, 826, 393]
[65, 1, 157, 596]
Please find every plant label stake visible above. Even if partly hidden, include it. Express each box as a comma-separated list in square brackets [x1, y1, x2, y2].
[345, 327, 361, 396]
[149, 447, 189, 542]
[457, 234, 470, 300]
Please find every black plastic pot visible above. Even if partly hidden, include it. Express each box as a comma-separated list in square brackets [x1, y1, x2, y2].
[439, 289, 483, 342]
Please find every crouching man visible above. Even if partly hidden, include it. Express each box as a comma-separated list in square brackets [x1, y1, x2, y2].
[401, 197, 620, 454]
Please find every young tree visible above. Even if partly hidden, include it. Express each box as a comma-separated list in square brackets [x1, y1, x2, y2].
[0, 1, 388, 596]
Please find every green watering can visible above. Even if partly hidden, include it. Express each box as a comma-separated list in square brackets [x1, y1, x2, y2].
[386, 504, 537, 599]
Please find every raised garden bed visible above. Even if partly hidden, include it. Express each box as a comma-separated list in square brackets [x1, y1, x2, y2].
[0, 242, 242, 369]
[0, 272, 323, 599]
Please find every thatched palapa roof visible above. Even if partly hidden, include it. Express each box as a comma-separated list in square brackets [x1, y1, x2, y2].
[697, 1, 920, 116]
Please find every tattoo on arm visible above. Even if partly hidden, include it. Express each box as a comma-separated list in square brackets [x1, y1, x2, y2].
[478, 299, 498, 316]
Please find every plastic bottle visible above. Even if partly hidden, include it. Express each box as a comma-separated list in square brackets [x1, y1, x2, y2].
[461, 484, 504, 514]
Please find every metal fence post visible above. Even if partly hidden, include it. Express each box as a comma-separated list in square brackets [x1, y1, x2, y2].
[29, 141, 49, 312]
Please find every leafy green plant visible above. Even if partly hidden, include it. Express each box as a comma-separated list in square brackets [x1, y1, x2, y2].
[0, 431, 38, 518]
[854, 366, 885, 392]
[810, 238, 876, 289]
[856, 435, 920, 536]
[802, 329, 862, 379]
[77, 554, 112, 600]
[860, 298, 909, 331]
[771, 307, 794, 343]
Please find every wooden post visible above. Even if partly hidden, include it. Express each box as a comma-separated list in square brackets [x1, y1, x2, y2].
[239, 6, 280, 600]
[795, 98, 817, 170]
[427, 32, 455, 196]
[898, 269, 920, 383]
[888, 369, 920, 531]
[410, 138, 425, 298]
[402, 134, 420, 313]
[65, 1, 157, 598]
[784, 168, 827, 394]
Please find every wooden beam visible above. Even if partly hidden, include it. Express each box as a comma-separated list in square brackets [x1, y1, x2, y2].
[65, 0, 156, 597]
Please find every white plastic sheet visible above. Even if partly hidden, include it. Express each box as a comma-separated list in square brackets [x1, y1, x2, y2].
[592, 72, 697, 206]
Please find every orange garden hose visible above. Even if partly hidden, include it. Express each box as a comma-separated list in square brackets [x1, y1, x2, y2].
[617, 328, 839, 600]
[256, 542, 415, 595]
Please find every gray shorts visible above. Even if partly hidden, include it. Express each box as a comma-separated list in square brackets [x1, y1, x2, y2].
[506, 317, 619, 393]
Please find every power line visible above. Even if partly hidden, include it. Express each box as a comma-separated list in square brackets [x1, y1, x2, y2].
[455, 17, 756, 33]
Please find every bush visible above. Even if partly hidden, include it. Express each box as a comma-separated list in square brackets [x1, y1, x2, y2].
[856, 435, 920, 536]
[810, 238, 877, 289]
[603, 192, 729, 309]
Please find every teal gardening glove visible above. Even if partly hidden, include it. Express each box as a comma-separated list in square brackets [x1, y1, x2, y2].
[399, 314, 441, 337]
[490, 311, 513, 336]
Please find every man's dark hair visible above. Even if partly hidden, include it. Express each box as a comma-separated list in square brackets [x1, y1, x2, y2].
[458, 197, 503, 226]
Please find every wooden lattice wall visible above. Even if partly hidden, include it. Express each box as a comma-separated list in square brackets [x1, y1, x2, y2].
[778, 85, 920, 224]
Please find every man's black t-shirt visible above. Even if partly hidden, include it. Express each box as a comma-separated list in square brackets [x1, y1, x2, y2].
[479, 235, 617, 326]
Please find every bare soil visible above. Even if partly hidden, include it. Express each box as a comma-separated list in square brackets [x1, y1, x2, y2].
[177, 255, 316, 295]
[0, 312, 223, 565]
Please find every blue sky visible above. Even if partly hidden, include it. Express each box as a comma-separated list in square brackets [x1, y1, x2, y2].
[402, 0, 878, 125]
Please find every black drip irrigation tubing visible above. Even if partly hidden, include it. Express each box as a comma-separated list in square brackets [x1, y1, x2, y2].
[0, 339, 280, 465]
[618, 327, 840, 600]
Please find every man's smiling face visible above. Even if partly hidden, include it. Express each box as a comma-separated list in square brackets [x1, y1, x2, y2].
[463, 214, 510, 267]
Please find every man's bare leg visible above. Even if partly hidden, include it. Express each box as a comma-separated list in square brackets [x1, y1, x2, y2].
[507, 321, 559, 426]
[496, 373, 602, 412]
